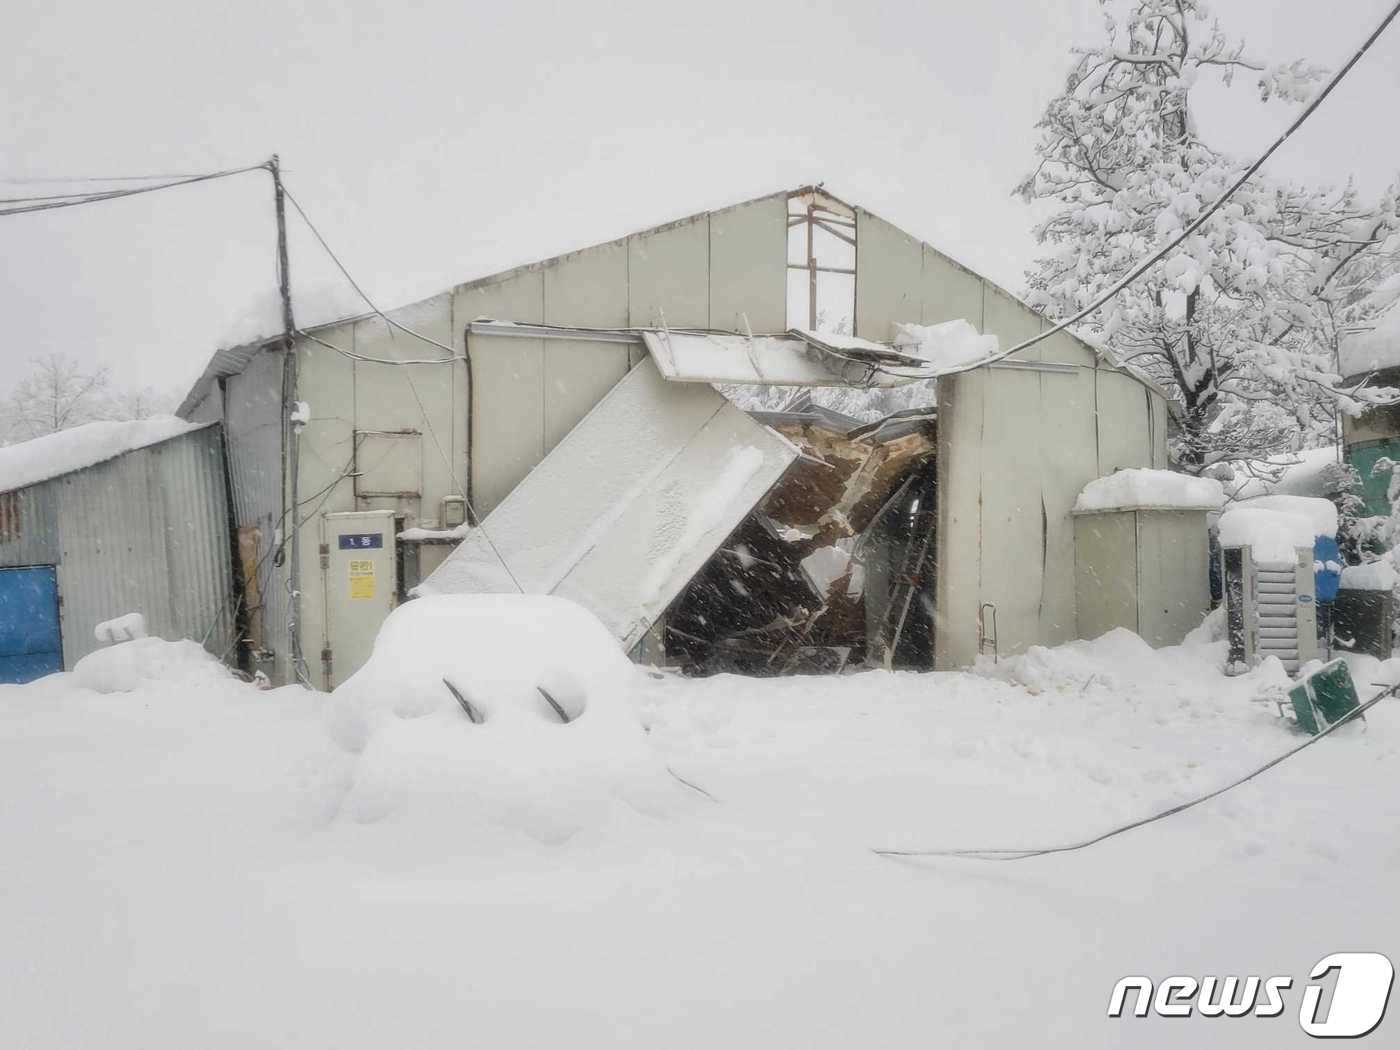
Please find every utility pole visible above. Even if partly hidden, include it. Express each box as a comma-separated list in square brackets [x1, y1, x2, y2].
[271, 155, 296, 340]
[269, 155, 308, 686]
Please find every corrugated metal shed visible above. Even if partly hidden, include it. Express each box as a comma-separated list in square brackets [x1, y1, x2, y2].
[0, 423, 234, 671]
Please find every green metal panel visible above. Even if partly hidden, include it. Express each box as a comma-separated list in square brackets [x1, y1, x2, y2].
[1344, 438, 1400, 516]
[1288, 658, 1360, 734]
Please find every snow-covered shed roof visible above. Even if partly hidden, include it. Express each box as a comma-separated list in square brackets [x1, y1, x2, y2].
[1340, 300, 1400, 380]
[0, 417, 215, 495]
[1073, 468, 1224, 515]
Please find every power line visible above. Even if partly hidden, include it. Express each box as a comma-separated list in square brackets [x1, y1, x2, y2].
[0, 171, 218, 183]
[938, 0, 1400, 377]
[280, 186, 523, 594]
[279, 184, 460, 358]
[0, 163, 268, 217]
[875, 680, 1399, 862]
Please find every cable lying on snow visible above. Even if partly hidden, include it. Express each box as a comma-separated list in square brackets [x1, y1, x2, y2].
[875, 681, 1400, 862]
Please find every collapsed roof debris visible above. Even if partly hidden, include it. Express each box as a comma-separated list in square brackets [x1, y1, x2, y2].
[418, 327, 943, 677]
[664, 397, 938, 676]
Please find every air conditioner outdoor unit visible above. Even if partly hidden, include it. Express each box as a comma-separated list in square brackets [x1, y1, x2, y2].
[1222, 545, 1318, 676]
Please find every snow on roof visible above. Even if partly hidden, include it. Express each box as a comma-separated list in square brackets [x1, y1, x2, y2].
[1233, 494, 1338, 539]
[892, 319, 1000, 371]
[0, 417, 212, 494]
[1073, 468, 1224, 514]
[1340, 559, 1397, 593]
[1340, 302, 1400, 379]
[1217, 506, 1317, 565]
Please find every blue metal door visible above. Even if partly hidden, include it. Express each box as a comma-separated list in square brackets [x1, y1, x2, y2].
[0, 566, 62, 684]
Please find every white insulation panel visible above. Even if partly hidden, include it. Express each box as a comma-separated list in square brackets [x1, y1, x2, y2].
[418, 357, 797, 648]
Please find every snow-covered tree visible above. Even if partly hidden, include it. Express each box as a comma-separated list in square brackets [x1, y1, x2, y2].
[105, 384, 178, 422]
[2, 353, 112, 444]
[0, 355, 180, 446]
[1018, 0, 1400, 470]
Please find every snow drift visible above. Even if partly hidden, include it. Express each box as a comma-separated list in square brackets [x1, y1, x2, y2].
[72, 636, 234, 694]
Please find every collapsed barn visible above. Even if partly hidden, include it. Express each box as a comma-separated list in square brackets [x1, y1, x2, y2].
[175, 186, 1183, 688]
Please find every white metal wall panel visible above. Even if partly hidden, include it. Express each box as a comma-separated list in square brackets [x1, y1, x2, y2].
[935, 370, 986, 668]
[554, 405, 796, 647]
[468, 332, 545, 515]
[1150, 392, 1170, 469]
[544, 340, 631, 452]
[353, 296, 460, 520]
[1037, 320, 1099, 369]
[294, 326, 358, 672]
[921, 247, 984, 329]
[708, 195, 786, 333]
[1039, 367, 1100, 645]
[1095, 370, 1153, 474]
[1135, 510, 1210, 646]
[854, 210, 924, 343]
[976, 367, 1046, 656]
[1073, 513, 1140, 641]
[983, 284, 1043, 363]
[543, 240, 628, 327]
[455, 270, 546, 516]
[419, 357, 798, 648]
[628, 217, 710, 328]
[454, 269, 546, 326]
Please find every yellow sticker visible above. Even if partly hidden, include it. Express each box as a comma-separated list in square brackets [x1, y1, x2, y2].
[348, 559, 375, 600]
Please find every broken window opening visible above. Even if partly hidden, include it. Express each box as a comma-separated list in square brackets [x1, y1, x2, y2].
[786, 189, 857, 335]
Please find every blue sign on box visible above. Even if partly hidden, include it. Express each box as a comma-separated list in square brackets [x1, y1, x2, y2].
[338, 534, 384, 550]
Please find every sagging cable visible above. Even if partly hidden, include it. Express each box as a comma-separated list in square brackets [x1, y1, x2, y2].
[875, 681, 1399, 862]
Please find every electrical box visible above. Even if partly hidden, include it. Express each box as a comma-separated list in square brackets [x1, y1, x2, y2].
[320, 509, 399, 690]
[1222, 545, 1318, 676]
[441, 495, 467, 529]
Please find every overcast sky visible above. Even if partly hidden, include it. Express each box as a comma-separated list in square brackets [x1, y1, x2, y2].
[3, 0, 1398, 403]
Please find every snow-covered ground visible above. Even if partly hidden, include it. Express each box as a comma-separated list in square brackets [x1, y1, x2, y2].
[3, 618, 1399, 1047]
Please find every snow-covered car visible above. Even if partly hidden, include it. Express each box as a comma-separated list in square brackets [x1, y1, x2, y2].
[325, 594, 680, 843]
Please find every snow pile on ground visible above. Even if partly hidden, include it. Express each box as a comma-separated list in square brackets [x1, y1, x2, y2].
[6, 618, 1400, 1047]
[326, 594, 687, 846]
[70, 636, 233, 694]
[0, 416, 208, 493]
[893, 318, 999, 371]
[1075, 467, 1223, 513]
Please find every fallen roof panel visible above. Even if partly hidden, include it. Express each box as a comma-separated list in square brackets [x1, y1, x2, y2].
[416, 356, 798, 649]
[641, 330, 919, 388]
